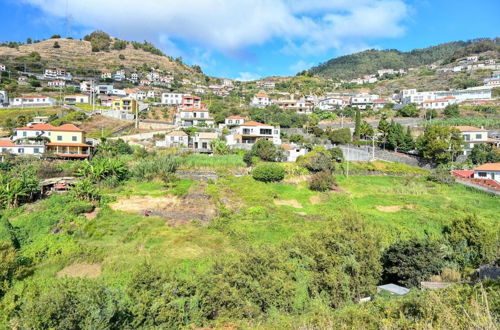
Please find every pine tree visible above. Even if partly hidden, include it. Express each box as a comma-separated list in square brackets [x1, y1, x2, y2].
[353, 108, 361, 141]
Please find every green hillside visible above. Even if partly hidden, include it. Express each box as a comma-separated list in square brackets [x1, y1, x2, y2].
[308, 38, 499, 79]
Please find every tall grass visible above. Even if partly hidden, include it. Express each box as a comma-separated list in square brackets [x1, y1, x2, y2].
[176, 154, 245, 169]
[426, 117, 500, 128]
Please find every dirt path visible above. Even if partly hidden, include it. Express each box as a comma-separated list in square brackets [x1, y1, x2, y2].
[274, 199, 303, 208]
[57, 263, 101, 278]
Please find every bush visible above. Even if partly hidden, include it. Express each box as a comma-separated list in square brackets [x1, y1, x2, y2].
[252, 163, 285, 182]
[53, 41, 60, 49]
[444, 104, 460, 118]
[328, 128, 352, 144]
[308, 171, 336, 191]
[84, 30, 111, 52]
[427, 168, 455, 185]
[118, 54, 125, 60]
[297, 146, 333, 172]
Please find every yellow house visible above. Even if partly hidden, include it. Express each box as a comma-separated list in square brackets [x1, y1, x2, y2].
[15, 123, 92, 159]
[111, 97, 137, 112]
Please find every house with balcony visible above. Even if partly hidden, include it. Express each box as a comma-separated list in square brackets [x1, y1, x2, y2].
[111, 97, 137, 112]
[0, 139, 45, 156]
[454, 126, 492, 156]
[251, 92, 270, 107]
[176, 107, 215, 128]
[161, 93, 184, 105]
[182, 95, 202, 108]
[47, 80, 66, 88]
[226, 121, 281, 147]
[224, 115, 246, 127]
[192, 132, 218, 151]
[13, 123, 92, 159]
[101, 70, 112, 79]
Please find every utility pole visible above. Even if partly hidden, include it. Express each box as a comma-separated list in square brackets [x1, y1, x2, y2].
[372, 135, 375, 161]
[135, 102, 139, 129]
[346, 144, 349, 178]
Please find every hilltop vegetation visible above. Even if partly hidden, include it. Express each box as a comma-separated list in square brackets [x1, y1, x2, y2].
[308, 38, 500, 79]
[0, 32, 201, 78]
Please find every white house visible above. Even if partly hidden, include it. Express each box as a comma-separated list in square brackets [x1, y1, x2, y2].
[226, 121, 281, 146]
[47, 80, 66, 88]
[422, 96, 457, 109]
[113, 70, 126, 81]
[0, 64, 6, 71]
[251, 92, 270, 107]
[282, 144, 307, 162]
[434, 86, 492, 103]
[0, 91, 8, 106]
[157, 131, 189, 148]
[125, 88, 146, 100]
[192, 132, 218, 150]
[486, 79, 500, 87]
[64, 94, 89, 104]
[224, 115, 246, 126]
[454, 126, 490, 156]
[161, 93, 184, 105]
[80, 81, 93, 94]
[95, 84, 113, 95]
[130, 73, 139, 82]
[17, 76, 29, 86]
[473, 163, 500, 183]
[466, 56, 478, 62]
[401, 89, 436, 104]
[316, 98, 343, 111]
[44, 68, 71, 80]
[176, 108, 215, 128]
[101, 70, 112, 79]
[112, 89, 127, 96]
[350, 94, 378, 109]
[0, 139, 45, 156]
[11, 95, 56, 108]
[147, 89, 161, 99]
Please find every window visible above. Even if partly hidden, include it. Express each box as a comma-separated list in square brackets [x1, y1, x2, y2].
[34, 148, 39, 153]
[57, 135, 62, 141]
[23, 131, 27, 137]
[475, 134, 482, 140]
[463, 134, 470, 141]
[243, 128, 252, 134]
[274, 130, 278, 135]
[72, 136, 77, 142]
[260, 129, 272, 135]
[477, 172, 487, 177]
[18, 148, 24, 154]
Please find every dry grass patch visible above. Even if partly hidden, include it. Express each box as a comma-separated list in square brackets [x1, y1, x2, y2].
[56, 263, 102, 279]
[111, 195, 180, 213]
[274, 200, 303, 209]
[309, 195, 322, 205]
[376, 204, 415, 212]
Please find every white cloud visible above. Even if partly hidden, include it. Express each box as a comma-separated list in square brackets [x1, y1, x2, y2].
[234, 72, 261, 81]
[21, 0, 409, 56]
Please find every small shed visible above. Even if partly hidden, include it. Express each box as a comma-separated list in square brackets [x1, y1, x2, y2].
[377, 283, 410, 296]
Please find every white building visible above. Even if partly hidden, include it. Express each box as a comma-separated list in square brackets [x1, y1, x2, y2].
[176, 108, 215, 128]
[316, 98, 343, 111]
[434, 86, 492, 103]
[101, 70, 112, 79]
[0, 91, 8, 106]
[282, 144, 307, 162]
[0, 64, 6, 71]
[113, 70, 126, 81]
[455, 126, 490, 156]
[350, 94, 378, 109]
[80, 81, 93, 94]
[257, 80, 276, 89]
[486, 79, 500, 86]
[161, 93, 185, 105]
[64, 94, 90, 104]
[0, 139, 45, 156]
[251, 92, 270, 107]
[226, 121, 281, 146]
[473, 163, 500, 183]
[401, 89, 436, 104]
[95, 84, 113, 95]
[44, 68, 72, 80]
[47, 80, 66, 88]
[192, 132, 218, 150]
[422, 96, 457, 110]
[10, 95, 56, 108]
[130, 73, 139, 82]
[157, 131, 189, 148]
[224, 115, 246, 126]
[112, 89, 127, 96]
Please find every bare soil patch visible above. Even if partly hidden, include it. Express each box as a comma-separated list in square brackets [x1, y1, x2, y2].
[110, 184, 216, 226]
[56, 263, 101, 279]
[84, 207, 100, 220]
[274, 199, 303, 209]
[294, 212, 307, 216]
[331, 186, 348, 194]
[284, 175, 310, 185]
[376, 204, 415, 212]
[309, 195, 321, 205]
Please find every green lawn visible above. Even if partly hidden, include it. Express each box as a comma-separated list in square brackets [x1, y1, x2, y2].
[0, 107, 62, 122]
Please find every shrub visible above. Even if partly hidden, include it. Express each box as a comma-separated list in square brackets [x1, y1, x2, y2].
[328, 128, 351, 144]
[308, 171, 336, 191]
[252, 163, 285, 182]
[427, 168, 455, 185]
[118, 54, 125, 60]
[53, 41, 60, 48]
[84, 30, 111, 52]
[297, 146, 333, 172]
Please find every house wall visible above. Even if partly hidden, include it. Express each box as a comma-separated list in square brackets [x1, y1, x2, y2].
[474, 170, 500, 182]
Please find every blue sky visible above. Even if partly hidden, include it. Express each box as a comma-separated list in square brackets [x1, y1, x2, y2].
[1, 0, 498, 80]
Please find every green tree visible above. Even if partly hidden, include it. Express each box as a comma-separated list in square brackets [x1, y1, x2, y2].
[53, 41, 60, 49]
[353, 108, 361, 140]
[84, 30, 112, 52]
[209, 139, 230, 155]
[328, 128, 351, 144]
[297, 146, 333, 172]
[246, 139, 284, 163]
[425, 109, 438, 120]
[416, 125, 464, 164]
[443, 214, 498, 269]
[377, 114, 390, 148]
[469, 144, 500, 165]
[382, 238, 445, 288]
[444, 104, 460, 118]
[397, 104, 420, 117]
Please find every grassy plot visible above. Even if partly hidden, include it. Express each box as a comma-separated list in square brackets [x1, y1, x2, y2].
[0, 106, 62, 122]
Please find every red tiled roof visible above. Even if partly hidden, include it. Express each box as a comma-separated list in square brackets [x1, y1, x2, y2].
[242, 121, 267, 126]
[54, 153, 90, 158]
[227, 115, 245, 120]
[0, 140, 15, 147]
[474, 163, 500, 171]
[454, 126, 486, 132]
[451, 170, 474, 178]
[181, 108, 209, 112]
[17, 123, 83, 132]
[17, 95, 47, 99]
[281, 144, 293, 150]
